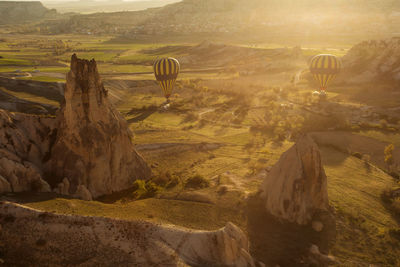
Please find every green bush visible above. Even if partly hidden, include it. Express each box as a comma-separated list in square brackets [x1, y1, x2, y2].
[184, 175, 210, 189]
[132, 180, 161, 199]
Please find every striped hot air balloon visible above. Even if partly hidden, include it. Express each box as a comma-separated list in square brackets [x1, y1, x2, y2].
[309, 54, 341, 92]
[153, 57, 180, 100]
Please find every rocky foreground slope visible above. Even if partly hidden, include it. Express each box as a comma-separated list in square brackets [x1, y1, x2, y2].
[0, 55, 151, 199]
[0, 202, 255, 266]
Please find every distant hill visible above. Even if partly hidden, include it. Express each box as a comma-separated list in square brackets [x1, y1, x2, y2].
[0, 1, 58, 24]
[20, 0, 400, 43]
[42, 0, 180, 14]
[340, 37, 400, 87]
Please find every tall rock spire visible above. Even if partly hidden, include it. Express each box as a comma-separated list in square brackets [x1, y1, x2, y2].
[47, 54, 151, 199]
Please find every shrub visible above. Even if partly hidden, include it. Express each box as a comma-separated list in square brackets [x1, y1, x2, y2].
[153, 171, 180, 189]
[183, 112, 199, 123]
[152, 171, 171, 186]
[381, 188, 393, 204]
[217, 185, 228, 195]
[389, 172, 400, 180]
[132, 180, 161, 199]
[166, 176, 180, 189]
[380, 119, 388, 129]
[184, 175, 210, 189]
[384, 144, 395, 167]
[362, 154, 371, 162]
[389, 228, 400, 241]
[393, 198, 400, 211]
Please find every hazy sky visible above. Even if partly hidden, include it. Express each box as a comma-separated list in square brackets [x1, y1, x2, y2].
[3, 0, 159, 2]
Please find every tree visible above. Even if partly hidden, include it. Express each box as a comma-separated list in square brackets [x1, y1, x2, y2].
[384, 144, 395, 171]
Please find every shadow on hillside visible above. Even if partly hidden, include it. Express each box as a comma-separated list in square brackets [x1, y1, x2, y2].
[319, 145, 349, 167]
[127, 110, 157, 123]
[246, 194, 335, 267]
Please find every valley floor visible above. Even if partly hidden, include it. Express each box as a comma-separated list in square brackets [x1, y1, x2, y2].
[1, 35, 400, 266]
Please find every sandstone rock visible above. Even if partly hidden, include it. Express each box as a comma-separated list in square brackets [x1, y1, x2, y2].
[0, 109, 56, 194]
[74, 185, 92, 201]
[260, 134, 330, 225]
[0, 175, 11, 194]
[0, 157, 50, 193]
[308, 244, 337, 266]
[312, 220, 324, 232]
[0, 202, 255, 266]
[47, 55, 151, 198]
[54, 177, 70, 195]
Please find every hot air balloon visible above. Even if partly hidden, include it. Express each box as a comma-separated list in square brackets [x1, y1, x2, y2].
[153, 57, 180, 101]
[309, 54, 341, 93]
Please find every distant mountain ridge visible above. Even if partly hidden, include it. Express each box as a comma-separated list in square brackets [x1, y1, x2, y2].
[7, 0, 400, 43]
[0, 1, 57, 24]
[43, 0, 180, 14]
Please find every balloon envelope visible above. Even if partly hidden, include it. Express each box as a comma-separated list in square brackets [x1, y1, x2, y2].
[153, 57, 180, 99]
[309, 54, 341, 91]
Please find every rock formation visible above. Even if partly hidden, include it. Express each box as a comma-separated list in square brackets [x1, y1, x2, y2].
[0, 201, 255, 267]
[0, 110, 54, 193]
[46, 55, 151, 199]
[260, 134, 330, 225]
[339, 38, 400, 86]
[0, 55, 151, 199]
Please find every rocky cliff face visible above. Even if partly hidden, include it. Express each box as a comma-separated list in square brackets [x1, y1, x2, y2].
[0, 201, 255, 267]
[0, 110, 55, 194]
[260, 134, 330, 225]
[47, 54, 151, 199]
[339, 38, 400, 86]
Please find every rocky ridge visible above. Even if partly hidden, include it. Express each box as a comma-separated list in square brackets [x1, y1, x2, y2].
[0, 201, 256, 266]
[0, 110, 54, 194]
[340, 37, 400, 86]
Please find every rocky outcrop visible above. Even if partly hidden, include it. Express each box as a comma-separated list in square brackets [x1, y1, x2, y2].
[260, 134, 330, 225]
[0, 55, 150, 199]
[47, 54, 151, 199]
[0, 110, 55, 193]
[0, 201, 255, 267]
[339, 38, 400, 86]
